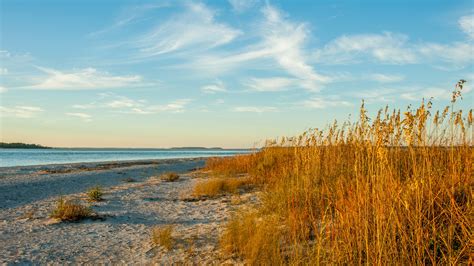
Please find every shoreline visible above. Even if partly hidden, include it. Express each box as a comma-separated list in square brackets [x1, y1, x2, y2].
[0, 156, 255, 263]
[0, 157, 206, 209]
[0, 157, 210, 171]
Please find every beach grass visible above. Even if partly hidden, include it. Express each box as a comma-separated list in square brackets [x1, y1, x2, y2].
[207, 81, 473, 264]
[50, 198, 93, 222]
[87, 186, 103, 202]
[192, 177, 252, 198]
[152, 225, 174, 250]
[160, 172, 180, 182]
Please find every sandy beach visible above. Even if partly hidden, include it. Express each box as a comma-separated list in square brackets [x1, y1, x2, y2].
[0, 158, 257, 264]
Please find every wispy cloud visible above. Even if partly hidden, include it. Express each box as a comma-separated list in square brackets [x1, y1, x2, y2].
[352, 84, 472, 103]
[28, 67, 144, 90]
[125, 99, 192, 114]
[201, 80, 227, 94]
[399, 87, 455, 101]
[314, 32, 417, 65]
[0, 106, 43, 118]
[88, 3, 168, 37]
[147, 99, 192, 113]
[260, 5, 330, 89]
[368, 73, 405, 83]
[302, 96, 353, 109]
[72, 93, 192, 115]
[417, 42, 473, 66]
[106, 97, 144, 108]
[66, 112, 92, 122]
[72, 103, 96, 109]
[352, 88, 398, 103]
[0, 68, 8, 75]
[245, 77, 296, 91]
[228, 0, 258, 13]
[314, 26, 473, 68]
[0, 86, 7, 93]
[135, 2, 241, 57]
[233, 106, 278, 113]
[459, 14, 474, 39]
[191, 4, 329, 90]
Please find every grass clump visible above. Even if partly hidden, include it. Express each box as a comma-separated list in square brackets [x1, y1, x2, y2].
[151, 225, 174, 250]
[160, 172, 180, 182]
[192, 177, 251, 198]
[221, 210, 286, 265]
[87, 186, 103, 201]
[210, 81, 473, 265]
[50, 198, 92, 222]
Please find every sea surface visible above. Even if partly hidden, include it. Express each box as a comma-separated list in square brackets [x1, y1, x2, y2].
[0, 148, 252, 167]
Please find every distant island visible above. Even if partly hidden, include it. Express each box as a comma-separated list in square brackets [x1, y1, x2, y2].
[170, 147, 223, 150]
[0, 142, 52, 149]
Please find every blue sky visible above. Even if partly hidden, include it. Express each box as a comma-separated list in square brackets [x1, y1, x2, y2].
[0, 0, 473, 148]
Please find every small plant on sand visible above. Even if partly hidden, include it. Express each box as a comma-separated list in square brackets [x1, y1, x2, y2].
[87, 186, 103, 201]
[50, 198, 92, 221]
[160, 172, 180, 182]
[192, 177, 251, 198]
[151, 225, 174, 250]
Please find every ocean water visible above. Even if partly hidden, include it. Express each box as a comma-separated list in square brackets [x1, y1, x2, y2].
[0, 148, 252, 167]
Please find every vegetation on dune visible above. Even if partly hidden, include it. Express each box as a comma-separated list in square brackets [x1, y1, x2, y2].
[50, 198, 93, 222]
[208, 80, 473, 265]
[192, 177, 252, 198]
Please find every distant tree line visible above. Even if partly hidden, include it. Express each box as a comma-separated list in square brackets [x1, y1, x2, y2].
[0, 142, 51, 149]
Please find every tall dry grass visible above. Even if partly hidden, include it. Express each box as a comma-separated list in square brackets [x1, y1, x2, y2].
[211, 80, 473, 265]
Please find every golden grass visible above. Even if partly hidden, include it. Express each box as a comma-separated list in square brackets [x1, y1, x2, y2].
[152, 225, 174, 250]
[192, 177, 251, 198]
[211, 81, 473, 265]
[160, 172, 180, 182]
[221, 210, 287, 265]
[87, 186, 103, 202]
[50, 198, 92, 221]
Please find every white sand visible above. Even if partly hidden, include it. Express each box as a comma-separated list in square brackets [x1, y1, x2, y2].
[0, 159, 257, 264]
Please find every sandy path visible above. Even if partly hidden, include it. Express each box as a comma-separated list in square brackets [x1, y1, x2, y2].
[0, 159, 255, 264]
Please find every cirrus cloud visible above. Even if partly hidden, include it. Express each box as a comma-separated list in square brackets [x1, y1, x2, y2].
[28, 66, 144, 90]
[0, 106, 43, 118]
[66, 112, 92, 122]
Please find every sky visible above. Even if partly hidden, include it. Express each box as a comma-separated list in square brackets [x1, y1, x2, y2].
[0, 0, 473, 148]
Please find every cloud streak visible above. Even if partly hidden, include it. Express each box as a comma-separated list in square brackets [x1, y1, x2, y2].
[459, 14, 474, 39]
[28, 67, 144, 90]
[189, 4, 330, 91]
[314, 32, 417, 65]
[72, 93, 192, 115]
[201, 80, 227, 94]
[302, 96, 352, 109]
[66, 112, 92, 122]
[233, 106, 277, 113]
[314, 24, 474, 68]
[135, 2, 241, 57]
[0, 106, 43, 118]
